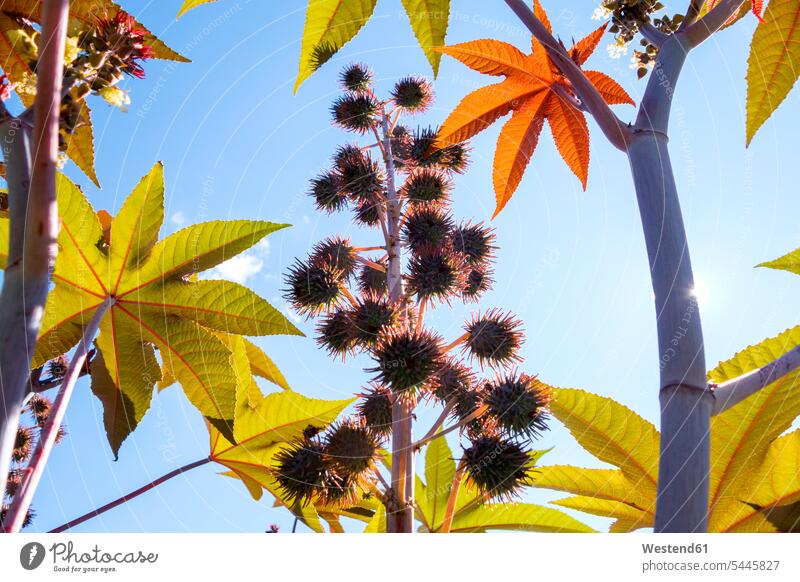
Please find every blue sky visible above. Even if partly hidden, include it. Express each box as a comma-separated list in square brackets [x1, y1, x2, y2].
[19, 0, 800, 533]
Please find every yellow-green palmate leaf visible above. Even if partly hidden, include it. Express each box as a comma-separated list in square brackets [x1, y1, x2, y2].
[35, 164, 300, 455]
[449, 502, 595, 533]
[746, 0, 800, 145]
[177, 0, 219, 18]
[400, 0, 450, 75]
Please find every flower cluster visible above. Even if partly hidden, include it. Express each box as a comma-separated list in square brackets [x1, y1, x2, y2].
[281, 64, 552, 508]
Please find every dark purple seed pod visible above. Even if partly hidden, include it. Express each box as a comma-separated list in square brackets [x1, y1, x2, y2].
[402, 206, 454, 255]
[451, 385, 486, 438]
[485, 372, 552, 438]
[318, 471, 361, 508]
[350, 294, 401, 347]
[331, 92, 380, 133]
[353, 196, 383, 227]
[316, 309, 356, 357]
[464, 309, 524, 367]
[324, 417, 382, 478]
[391, 76, 433, 113]
[284, 259, 344, 316]
[47, 355, 69, 380]
[27, 394, 52, 425]
[461, 267, 494, 302]
[450, 222, 496, 266]
[407, 127, 470, 173]
[357, 257, 388, 296]
[369, 328, 444, 394]
[310, 236, 359, 280]
[355, 385, 393, 437]
[401, 168, 451, 205]
[274, 441, 329, 506]
[406, 251, 467, 303]
[390, 124, 413, 170]
[429, 359, 475, 403]
[55, 425, 68, 445]
[334, 146, 385, 200]
[309, 172, 348, 213]
[462, 434, 534, 501]
[12, 426, 33, 463]
[5, 469, 22, 498]
[339, 63, 373, 92]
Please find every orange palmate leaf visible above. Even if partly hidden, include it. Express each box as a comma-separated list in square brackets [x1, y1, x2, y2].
[436, 2, 632, 216]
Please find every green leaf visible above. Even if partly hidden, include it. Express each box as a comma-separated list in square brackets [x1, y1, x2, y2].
[746, 0, 800, 145]
[532, 465, 654, 513]
[758, 245, 800, 275]
[448, 502, 595, 533]
[64, 102, 100, 187]
[552, 496, 650, 532]
[244, 338, 290, 389]
[363, 503, 386, 533]
[424, 433, 456, 527]
[548, 388, 660, 496]
[177, 0, 218, 17]
[400, 0, 450, 75]
[294, 0, 379, 92]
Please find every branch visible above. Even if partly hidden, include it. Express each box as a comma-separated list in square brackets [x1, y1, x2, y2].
[684, 0, 746, 47]
[439, 462, 465, 533]
[414, 402, 453, 451]
[503, 0, 630, 151]
[711, 344, 800, 416]
[49, 457, 212, 533]
[680, 0, 705, 30]
[640, 22, 669, 48]
[412, 404, 488, 450]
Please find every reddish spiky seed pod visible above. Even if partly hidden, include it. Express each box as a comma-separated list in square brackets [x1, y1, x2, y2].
[462, 267, 494, 302]
[429, 359, 475, 403]
[274, 441, 329, 506]
[485, 372, 551, 438]
[353, 195, 384, 227]
[310, 172, 348, 213]
[284, 259, 345, 316]
[27, 394, 53, 425]
[12, 426, 33, 463]
[390, 125, 413, 170]
[357, 257, 388, 296]
[355, 385, 393, 436]
[333, 146, 385, 200]
[324, 417, 382, 478]
[402, 205, 454, 255]
[406, 251, 467, 303]
[409, 127, 469, 173]
[48, 355, 69, 380]
[401, 168, 451, 205]
[391, 76, 433, 113]
[310, 236, 359, 280]
[5, 469, 22, 498]
[462, 434, 534, 501]
[331, 93, 380, 133]
[316, 310, 356, 357]
[55, 425, 68, 444]
[451, 386, 486, 438]
[464, 309, 524, 367]
[319, 472, 361, 508]
[350, 294, 401, 347]
[0, 505, 35, 530]
[450, 222, 496, 266]
[369, 328, 444, 394]
[340, 63, 373, 92]
[86, 11, 154, 80]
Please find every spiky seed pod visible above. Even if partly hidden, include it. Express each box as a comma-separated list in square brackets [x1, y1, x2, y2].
[462, 434, 534, 501]
[369, 328, 444, 394]
[274, 441, 329, 505]
[331, 92, 380, 133]
[353, 196, 383, 227]
[47, 354, 69, 380]
[334, 146, 385, 200]
[319, 472, 362, 508]
[284, 259, 344, 316]
[451, 386, 486, 439]
[401, 168, 451, 205]
[5, 469, 22, 498]
[310, 236, 359, 280]
[350, 294, 401, 347]
[408, 127, 469, 173]
[355, 385, 393, 436]
[390, 125, 413, 170]
[340, 63, 372, 92]
[324, 417, 382, 478]
[406, 251, 467, 303]
[451, 222, 496, 266]
[12, 426, 33, 463]
[310, 172, 348, 213]
[464, 309, 524, 367]
[316, 309, 356, 357]
[485, 372, 552, 438]
[55, 425, 68, 444]
[357, 257, 387, 296]
[402, 206, 454, 255]
[0, 505, 34, 530]
[391, 76, 433, 113]
[462, 267, 494, 302]
[429, 359, 475, 402]
[27, 394, 52, 425]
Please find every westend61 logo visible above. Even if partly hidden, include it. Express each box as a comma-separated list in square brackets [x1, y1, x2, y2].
[19, 541, 158, 574]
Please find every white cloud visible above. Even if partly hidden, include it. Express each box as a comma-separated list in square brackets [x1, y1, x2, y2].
[171, 211, 187, 226]
[206, 238, 271, 285]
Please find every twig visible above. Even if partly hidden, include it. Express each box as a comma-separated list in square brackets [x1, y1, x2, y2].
[439, 462, 466, 533]
[414, 402, 453, 450]
[49, 457, 212, 533]
[445, 332, 469, 352]
[412, 405, 488, 450]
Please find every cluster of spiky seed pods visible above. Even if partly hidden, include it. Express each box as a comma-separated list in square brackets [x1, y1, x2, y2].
[1, 358, 69, 530]
[280, 64, 552, 514]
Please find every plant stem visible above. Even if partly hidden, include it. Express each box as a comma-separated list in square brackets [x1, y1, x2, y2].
[49, 457, 212, 533]
[3, 298, 112, 532]
[0, 0, 69, 515]
[439, 462, 465, 533]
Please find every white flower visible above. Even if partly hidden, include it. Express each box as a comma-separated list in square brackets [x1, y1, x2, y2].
[607, 40, 629, 59]
[592, 6, 612, 21]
